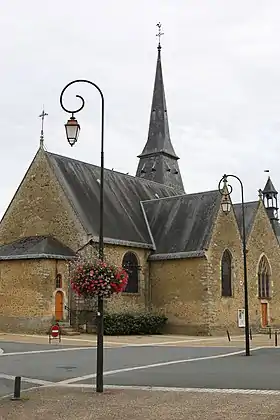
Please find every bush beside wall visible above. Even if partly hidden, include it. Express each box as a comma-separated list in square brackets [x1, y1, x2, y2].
[104, 312, 168, 335]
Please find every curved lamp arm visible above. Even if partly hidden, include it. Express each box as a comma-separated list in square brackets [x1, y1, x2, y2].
[60, 79, 104, 115]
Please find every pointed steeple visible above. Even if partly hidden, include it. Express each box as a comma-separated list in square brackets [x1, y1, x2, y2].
[261, 175, 279, 222]
[136, 23, 185, 193]
[263, 176, 277, 195]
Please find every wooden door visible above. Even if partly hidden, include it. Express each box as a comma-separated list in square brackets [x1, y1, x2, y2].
[55, 291, 64, 321]
[261, 303, 268, 327]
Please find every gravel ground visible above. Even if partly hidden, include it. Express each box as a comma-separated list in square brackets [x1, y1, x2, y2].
[1, 387, 280, 419]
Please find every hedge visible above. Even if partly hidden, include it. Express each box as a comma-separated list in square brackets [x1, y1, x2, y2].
[104, 312, 168, 335]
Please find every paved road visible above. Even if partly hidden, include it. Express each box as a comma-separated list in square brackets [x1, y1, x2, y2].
[1, 340, 280, 398]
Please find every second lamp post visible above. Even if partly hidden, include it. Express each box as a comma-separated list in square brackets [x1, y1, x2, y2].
[218, 173, 250, 357]
[60, 79, 105, 392]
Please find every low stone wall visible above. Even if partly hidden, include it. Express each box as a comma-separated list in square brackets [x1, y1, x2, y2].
[164, 322, 210, 336]
[0, 315, 53, 334]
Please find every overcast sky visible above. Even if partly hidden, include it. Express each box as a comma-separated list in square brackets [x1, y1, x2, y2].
[1, 0, 280, 218]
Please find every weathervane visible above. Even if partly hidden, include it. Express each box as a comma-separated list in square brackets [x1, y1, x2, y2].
[156, 22, 164, 49]
[39, 107, 48, 147]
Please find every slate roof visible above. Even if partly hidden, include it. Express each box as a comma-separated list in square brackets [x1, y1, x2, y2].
[142, 190, 221, 258]
[0, 236, 75, 260]
[137, 47, 178, 160]
[136, 46, 185, 193]
[233, 201, 259, 240]
[271, 220, 280, 243]
[263, 176, 278, 195]
[46, 152, 177, 248]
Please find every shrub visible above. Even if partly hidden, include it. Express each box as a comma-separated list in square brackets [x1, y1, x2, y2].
[104, 312, 168, 335]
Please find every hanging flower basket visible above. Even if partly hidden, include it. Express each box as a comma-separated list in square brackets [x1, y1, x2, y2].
[70, 259, 129, 299]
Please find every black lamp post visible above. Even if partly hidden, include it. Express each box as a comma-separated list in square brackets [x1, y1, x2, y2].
[218, 174, 250, 357]
[60, 79, 105, 392]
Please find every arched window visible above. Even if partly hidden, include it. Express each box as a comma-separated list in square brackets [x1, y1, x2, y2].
[221, 250, 232, 297]
[258, 256, 270, 298]
[56, 273, 62, 289]
[122, 252, 139, 293]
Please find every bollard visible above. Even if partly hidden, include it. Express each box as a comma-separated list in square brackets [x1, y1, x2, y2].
[226, 330, 231, 342]
[269, 327, 272, 339]
[11, 376, 22, 401]
[249, 328, 252, 340]
[275, 331, 278, 347]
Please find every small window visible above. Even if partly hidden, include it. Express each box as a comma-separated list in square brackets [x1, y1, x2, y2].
[258, 256, 270, 299]
[122, 252, 139, 293]
[56, 274, 62, 289]
[221, 250, 232, 297]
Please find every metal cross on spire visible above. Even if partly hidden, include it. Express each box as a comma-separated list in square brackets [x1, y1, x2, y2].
[156, 22, 164, 49]
[39, 107, 48, 147]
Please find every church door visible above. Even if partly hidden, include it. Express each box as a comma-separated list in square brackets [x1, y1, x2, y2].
[261, 303, 268, 327]
[55, 291, 64, 321]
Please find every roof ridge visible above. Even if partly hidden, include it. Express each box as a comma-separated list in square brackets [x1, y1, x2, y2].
[233, 200, 259, 206]
[141, 189, 219, 203]
[46, 151, 177, 191]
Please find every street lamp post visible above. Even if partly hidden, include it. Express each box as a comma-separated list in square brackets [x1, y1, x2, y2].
[60, 80, 105, 392]
[218, 174, 250, 357]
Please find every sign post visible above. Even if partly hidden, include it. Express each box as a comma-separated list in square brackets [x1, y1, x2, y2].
[49, 323, 61, 344]
[238, 309, 246, 328]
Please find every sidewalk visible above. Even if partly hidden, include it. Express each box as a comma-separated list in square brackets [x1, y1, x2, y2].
[0, 332, 275, 348]
[1, 386, 280, 419]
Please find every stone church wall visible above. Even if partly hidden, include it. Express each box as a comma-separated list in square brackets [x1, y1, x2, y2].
[0, 149, 86, 251]
[0, 259, 69, 333]
[150, 257, 210, 335]
[246, 203, 280, 330]
[206, 200, 280, 335]
[76, 242, 150, 317]
[206, 204, 244, 335]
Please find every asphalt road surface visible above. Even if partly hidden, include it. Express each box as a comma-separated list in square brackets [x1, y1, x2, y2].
[1, 340, 280, 398]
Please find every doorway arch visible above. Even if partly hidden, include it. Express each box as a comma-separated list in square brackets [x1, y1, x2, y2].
[55, 291, 64, 321]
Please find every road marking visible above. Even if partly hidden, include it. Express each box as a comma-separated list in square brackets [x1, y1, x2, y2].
[0, 373, 53, 386]
[0, 349, 3, 355]
[0, 343, 247, 357]
[58, 346, 263, 385]
[0, 332, 252, 347]
[2, 382, 280, 400]
[0, 384, 43, 400]
[105, 336, 247, 347]
[0, 346, 95, 357]
[0, 336, 260, 350]
[54, 383, 280, 395]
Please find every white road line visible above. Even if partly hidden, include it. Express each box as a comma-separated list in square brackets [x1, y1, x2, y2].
[0, 332, 251, 348]
[0, 338, 256, 357]
[58, 346, 264, 385]
[54, 383, 280, 395]
[0, 384, 44, 400]
[105, 337, 245, 347]
[0, 346, 95, 357]
[0, 337, 258, 350]
[1, 382, 280, 400]
[0, 373, 53, 386]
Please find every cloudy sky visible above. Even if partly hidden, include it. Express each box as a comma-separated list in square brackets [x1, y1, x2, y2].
[1, 0, 280, 217]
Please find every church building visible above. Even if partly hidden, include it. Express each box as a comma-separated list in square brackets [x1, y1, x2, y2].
[1, 40, 280, 336]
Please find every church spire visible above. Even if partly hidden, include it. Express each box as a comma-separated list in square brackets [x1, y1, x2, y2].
[262, 174, 279, 222]
[136, 23, 185, 193]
